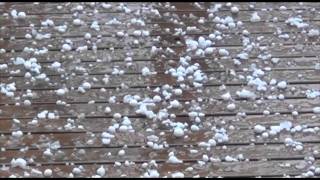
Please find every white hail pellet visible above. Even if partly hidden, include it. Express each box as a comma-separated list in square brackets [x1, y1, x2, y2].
[11, 9, 18, 18]
[208, 139, 217, 146]
[13, 118, 20, 124]
[221, 92, 232, 101]
[295, 145, 303, 151]
[254, 124, 266, 133]
[226, 2, 232, 7]
[225, 155, 235, 162]
[146, 169, 160, 178]
[250, 12, 261, 22]
[142, 30, 150, 36]
[218, 49, 229, 56]
[37, 111, 47, 119]
[11, 158, 27, 169]
[25, 33, 32, 39]
[202, 154, 209, 162]
[72, 167, 82, 174]
[204, 47, 214, 55]
[17, 12, 26, 18]
[133, 30, 142, 37]
[44, 169, 53, 177]
[0, 63, 8, 71]
[277, 81, 287, 89]
[171, 172, 184, 178]
[76, 5, 84, 11]
[113, 113, 122, 119]
[173, 127, 184, 137]
[231, 6, 239, 13]
[236, 89, 256, 99]
[313, 107, 320, 114]
[191, 125, 199, 131]
[84, 33, 92, 39]
[43, 148, 53, 156]
[116, 31, 124, 37]
[167, 155, 183, 164]
[291, 111, 299, 116]
[262, 132, 269, 138]
[82, 82, 91, 90]
[62, 44, 72, 51]
[96, 166, 106, 176]
[226, 103, 236, 111]
[170, 100, 180, 108]
[271, 58, 280, 64]
[73, 19, 82, 26]
[118, 149, 125, 156]
[47, 112, 56, 119]
[174, 89, 183, 96]
[141, 67, 151, 76]
[50, 61, 61, 69]
[12, 130, 23, 138]
[104, 106, 111, 114]
[278, 94, 285, 100]
[90, 21, 100, 31]
[119, 125, 128, 132]
[102, 3, 112, 9]
[308, 29, 320, 37]
[56, 88, 65, 96]
[279, 6, 287, 11]
[55, 25, 67, 33]
[102, 138, 111, 145]
[153, 95, 162, 102]
[263, 110, 270, 115]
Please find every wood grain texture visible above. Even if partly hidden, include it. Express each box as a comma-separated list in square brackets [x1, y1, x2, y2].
[1, 2, 320, 178]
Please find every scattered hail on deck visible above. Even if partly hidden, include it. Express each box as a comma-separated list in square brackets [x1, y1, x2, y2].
[0, 1, 320, 178]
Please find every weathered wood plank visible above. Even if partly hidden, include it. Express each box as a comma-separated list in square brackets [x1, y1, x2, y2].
[1, 44, 319, 68]
[0, 98, 319, 119]
[1, 128, 319, 149]
[0, 48, 154, 63]
[0, 143, 318, 164]
[0, 160, 317, 178]
[0, 11, 159, 27]
[1, 73, 164, 89]
[156, 44, 320, 58]
[1, 2, 320, 178]
[1, 60, 157, 77]
[1, 21, 315, 39]
[0, 2, 316, 15]
[2, 30, 319, 52]
[0, 2, 151, 15]
[157, 8, 320, 23]
[161, 2, 318, 11]
[2, 9, 320, 32]
[2, 16, 320, 37]
[1, 83, 318, 105]
[151, 23, 320, 40]
[1, 69, 319, 90]
[0, 113, 319, 133]
[0, 2, 317, 18]
[2, 43, 320, 63]
[206, 69, 320, 85]
[217, 2, 318, 11]
[2, 9, 319, 27]
[1, 56, 319, 78]
[0, 36, 157, 52]
[0, 25, 159, 39]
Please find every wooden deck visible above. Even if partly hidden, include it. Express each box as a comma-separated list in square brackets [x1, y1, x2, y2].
[1, 2, 320, 178]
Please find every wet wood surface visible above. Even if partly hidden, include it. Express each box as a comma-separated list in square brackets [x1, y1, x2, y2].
[1, 2, 320, 178]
